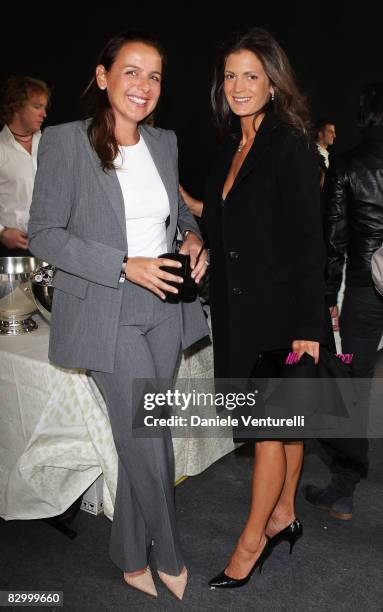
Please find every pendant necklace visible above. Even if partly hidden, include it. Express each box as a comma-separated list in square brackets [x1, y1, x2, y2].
[237, 130, 257, 153]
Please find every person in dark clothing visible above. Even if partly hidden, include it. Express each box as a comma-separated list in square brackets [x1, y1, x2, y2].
[315, 119, 336, 168]
[315, 118, 336, 188]
[304, 82, 383, 520]
[201, 27, 327, 589]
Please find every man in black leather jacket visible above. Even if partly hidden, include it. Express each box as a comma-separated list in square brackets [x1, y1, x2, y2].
[304, 82, 383, 520]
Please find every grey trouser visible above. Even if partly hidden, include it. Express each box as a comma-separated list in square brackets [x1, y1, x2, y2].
[90, 280, 184, 574]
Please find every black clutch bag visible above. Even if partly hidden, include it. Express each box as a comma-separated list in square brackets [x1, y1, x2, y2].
[233, 347, 357, 441]
[158, 252, 197, 303]
[262, 348, 354, 419]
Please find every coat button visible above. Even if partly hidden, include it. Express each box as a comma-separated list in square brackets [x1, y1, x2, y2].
[229, 251, 239, 260]
[232, 287, 243, 295]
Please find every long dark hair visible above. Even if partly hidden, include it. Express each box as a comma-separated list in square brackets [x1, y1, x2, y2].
[211, 27, 311, 139]
[84, 31, 166, 171]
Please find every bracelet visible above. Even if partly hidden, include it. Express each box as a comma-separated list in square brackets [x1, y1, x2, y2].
[119, 255, 128, 283]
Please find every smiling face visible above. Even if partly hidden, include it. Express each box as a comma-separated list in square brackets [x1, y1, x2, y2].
[223, 49, 273, 119]
[96, 41, 162, 130]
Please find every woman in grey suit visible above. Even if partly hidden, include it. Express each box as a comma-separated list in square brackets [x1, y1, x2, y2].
[28, 31, 209, 601]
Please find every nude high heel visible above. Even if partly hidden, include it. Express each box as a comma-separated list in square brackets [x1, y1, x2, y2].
[123, 566, 158, 598]
[157, 566, 188, 600]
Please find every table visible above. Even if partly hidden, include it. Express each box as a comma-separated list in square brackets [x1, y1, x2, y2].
[0, 314, 235, 521]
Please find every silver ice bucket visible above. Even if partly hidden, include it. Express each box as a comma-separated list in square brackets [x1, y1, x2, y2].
[0, 257, 42, 335]
[30, 264, 55, 322]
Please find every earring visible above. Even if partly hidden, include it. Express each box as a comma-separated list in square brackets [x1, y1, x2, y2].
[271, 91, 275, 101]
[100, 85, 106, 91]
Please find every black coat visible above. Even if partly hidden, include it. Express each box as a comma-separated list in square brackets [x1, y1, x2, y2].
[323, 127, 383, 306]
[202, 111, 328, 378]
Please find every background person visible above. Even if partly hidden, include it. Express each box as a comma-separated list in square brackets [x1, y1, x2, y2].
[315, 118, 336, 188]
[304, 82, 383, 520]
[0, 75, 49, 255]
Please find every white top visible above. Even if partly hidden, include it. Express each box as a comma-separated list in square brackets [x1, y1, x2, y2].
[0, 124, 41, 233]
[317, 143, 330, 168]
[114, 136, 169, 258]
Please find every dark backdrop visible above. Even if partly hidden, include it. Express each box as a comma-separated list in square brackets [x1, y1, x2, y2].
[1, 2, 382, 196]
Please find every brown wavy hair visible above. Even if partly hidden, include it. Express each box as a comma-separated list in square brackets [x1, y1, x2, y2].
[0, 75, 51, 125]
[84, 31, 166, 171]
[211, 27, 311, 139]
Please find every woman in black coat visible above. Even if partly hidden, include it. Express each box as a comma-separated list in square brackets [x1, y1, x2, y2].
[203, 28, 328, 588]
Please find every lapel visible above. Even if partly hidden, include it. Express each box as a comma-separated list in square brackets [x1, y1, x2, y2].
[79, 121, 127, 242]
[80, 121, 177, 251]
[138, 124, 177, 222]
[205, 140, 237, 225]
[224, 111, 281, 202]
[216, 140, 238, 204]
[139, 125, 178, 251]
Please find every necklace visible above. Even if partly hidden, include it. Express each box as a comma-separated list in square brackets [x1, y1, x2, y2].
[237, 132, 256, 153]
[10, 129, 33, 141]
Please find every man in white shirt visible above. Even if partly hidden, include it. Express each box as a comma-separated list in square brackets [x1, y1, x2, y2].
[315, 119, 336, 186]
[0, 75, 50, 255]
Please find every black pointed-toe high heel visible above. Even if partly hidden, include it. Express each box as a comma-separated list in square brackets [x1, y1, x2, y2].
[269, 518, 303, 554]
[208, 537, 271, 589]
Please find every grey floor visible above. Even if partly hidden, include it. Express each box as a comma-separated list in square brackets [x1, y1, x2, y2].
[0, 437, 382, 612]
[2, 353, 383, 611]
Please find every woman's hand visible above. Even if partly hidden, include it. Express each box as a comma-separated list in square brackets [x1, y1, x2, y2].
[291, 340, 320, 364]
[124, 257, 183, 300]
[179, 232, 209, 284]
[329, 305, 339, 332]
[179, 185, 204, 218]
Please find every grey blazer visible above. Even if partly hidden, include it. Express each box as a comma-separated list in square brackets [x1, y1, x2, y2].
[28, 120, 209, 372]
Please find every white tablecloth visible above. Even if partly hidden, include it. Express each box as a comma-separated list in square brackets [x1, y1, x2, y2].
[0, 314, 234, 521]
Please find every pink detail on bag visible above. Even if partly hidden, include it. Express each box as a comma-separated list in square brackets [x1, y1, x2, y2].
[285, 352, 354, 364]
